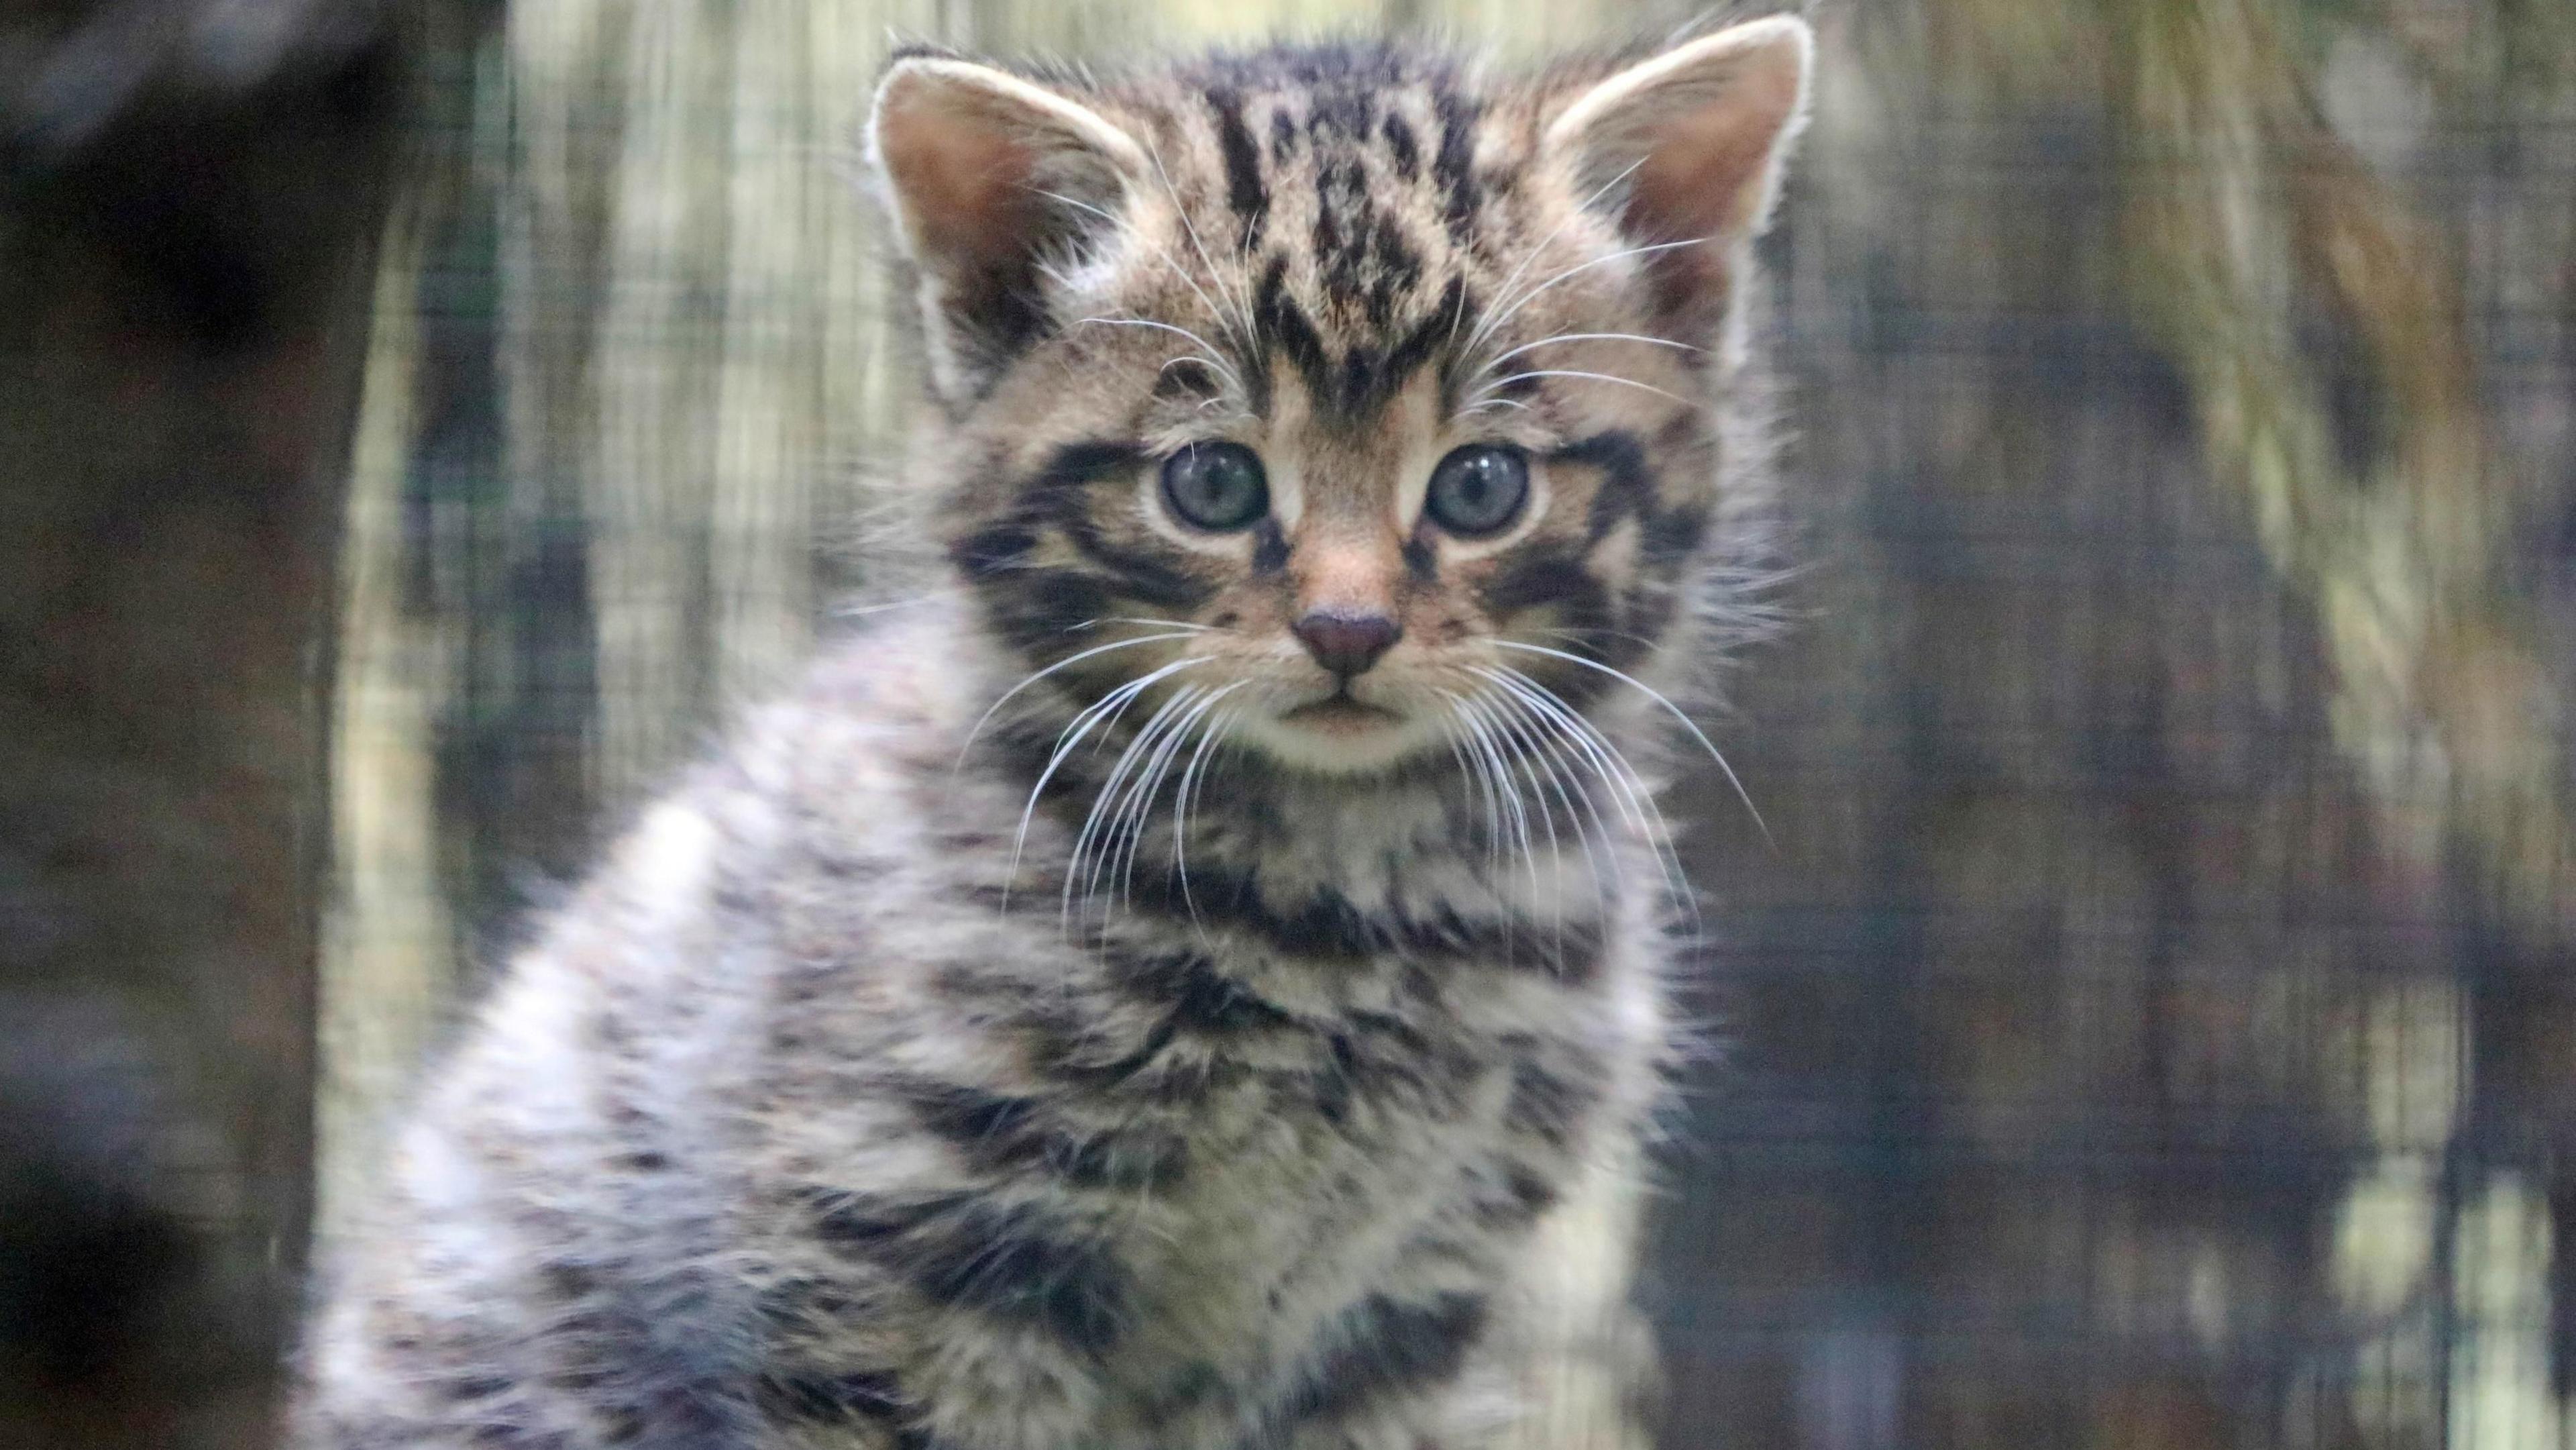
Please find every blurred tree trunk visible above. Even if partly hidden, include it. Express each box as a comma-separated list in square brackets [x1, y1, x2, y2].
[0, 1, 439, 1445]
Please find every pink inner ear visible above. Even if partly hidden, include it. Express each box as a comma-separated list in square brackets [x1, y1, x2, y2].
[877, 87, 1042, 274]
[1558, 28, 1809, 331]
[1625, 72, 1800, 250]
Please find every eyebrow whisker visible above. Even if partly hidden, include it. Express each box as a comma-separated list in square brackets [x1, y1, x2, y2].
[1460, 368, 1689, 416]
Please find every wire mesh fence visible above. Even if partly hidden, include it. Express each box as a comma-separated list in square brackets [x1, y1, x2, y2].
[315, 2, 2576, 1447]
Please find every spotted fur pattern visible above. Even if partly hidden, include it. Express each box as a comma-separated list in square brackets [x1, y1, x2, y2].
[295, 20, 1811, 1450]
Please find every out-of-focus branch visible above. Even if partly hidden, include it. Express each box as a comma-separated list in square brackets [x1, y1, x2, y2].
[2114, 0, 2572, 933]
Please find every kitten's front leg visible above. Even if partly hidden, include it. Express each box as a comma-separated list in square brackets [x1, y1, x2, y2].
[1462, 1158, 1662, 1450]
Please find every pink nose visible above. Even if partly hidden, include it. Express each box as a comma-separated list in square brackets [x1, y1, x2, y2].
[1292, 610, 1400, 678]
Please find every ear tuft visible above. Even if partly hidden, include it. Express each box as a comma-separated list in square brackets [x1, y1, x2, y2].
[1542, 14, 1814, 335]
[866, 58, 1146, 400]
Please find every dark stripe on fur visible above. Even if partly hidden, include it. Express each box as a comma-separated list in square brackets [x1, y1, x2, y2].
[1057, 516, 1216, 609]
[1018, 440, 1149, 512]
[1380, 111, 1419, 180]
[952, 522, 1037, 578]
[1020, 948, 1300, 1103]
[1153, 358, 1227, 402]
[1430, 88, 1481, 232]
[1559, 431, 1654, 542]
[1105, 947, 1302, 1035]
[1138, 863, 1603, 980]
[1389, 277, 1465, 391]
[978, 569, 1116, 661]
[1298, 1021, 1487, 1129]
[1254, 255, 1331, 411]
[1464, 1157, 1564, 1229]
[894, 1079, 1189, 1191]
[1503, 1057, 1594, 1151]
[806, 1192, 1133, 1356]
[1275, 1292, 1489, 1425]
[1250, 518, 1290, 574]
[1330, 280, 1457, 418]
[756, 1368, 905, 1425]
[1639, 501, 1710, 568]
[1401, 533, 1437, 582]
[1553, 428, 1712, 571]
[963, 440, 1215, 621]
[1208, 88, 1269, 242]
[958, 440, 1142, 586]
[1479, 545, 1611, 624]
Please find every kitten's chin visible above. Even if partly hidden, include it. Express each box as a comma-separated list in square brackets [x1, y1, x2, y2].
[1238, 698, 1444, 777]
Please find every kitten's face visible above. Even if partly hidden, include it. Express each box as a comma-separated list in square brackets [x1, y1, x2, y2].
[873, 24, 1810, 776]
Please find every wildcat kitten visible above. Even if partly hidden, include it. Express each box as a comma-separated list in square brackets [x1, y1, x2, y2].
[294, 15, 1811, 1450]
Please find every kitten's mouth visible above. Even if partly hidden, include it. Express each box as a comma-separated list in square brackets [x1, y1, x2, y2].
[1279, 694, 1403, 735]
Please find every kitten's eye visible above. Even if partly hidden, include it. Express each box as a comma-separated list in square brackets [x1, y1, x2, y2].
[1159, 442, 1270, 532]
[1424, 444, 1530, 537]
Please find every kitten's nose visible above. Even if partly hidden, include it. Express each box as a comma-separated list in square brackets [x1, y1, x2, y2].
[1292, 609, 1400, 678]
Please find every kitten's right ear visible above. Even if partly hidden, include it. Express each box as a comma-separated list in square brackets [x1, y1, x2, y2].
[866, 55, 1148, 401]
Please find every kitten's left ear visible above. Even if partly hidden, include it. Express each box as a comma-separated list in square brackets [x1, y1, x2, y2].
[867, 54, 1150, 401]
[1541, 14, 1815, 337]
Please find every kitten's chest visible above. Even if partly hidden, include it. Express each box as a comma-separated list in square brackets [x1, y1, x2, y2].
[1063, 924, 1631, 1429]
[1124, 951, 1517, 1254]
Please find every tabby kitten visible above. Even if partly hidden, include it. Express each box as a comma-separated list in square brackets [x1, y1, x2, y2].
[294, 15, 1811, 1449]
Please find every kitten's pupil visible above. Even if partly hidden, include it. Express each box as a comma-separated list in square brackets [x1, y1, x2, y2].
[1161, 442, 1269, 532]
[1424, 444, 1530, 537]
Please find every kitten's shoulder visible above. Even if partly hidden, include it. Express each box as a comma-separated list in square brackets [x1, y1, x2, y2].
[706, 600, 989, 809]
[531, 602, 991, 992]
[380, 609, 977, 1141]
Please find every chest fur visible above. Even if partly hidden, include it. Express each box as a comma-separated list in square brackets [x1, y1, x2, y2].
[639, 686, 1666, 1441]
[722, 845, 1649, 1435]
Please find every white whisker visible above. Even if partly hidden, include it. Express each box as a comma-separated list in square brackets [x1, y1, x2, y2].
[1464, 369, 1688, 410]
[1094, 685, 1208, 912]
[1145, 146, 1259, 350]
[1073, 317, 1244, 393]
[1481, 666, 1651, 841]
[1118, 683, 1241, 912]
[833, 587, 965, 619]
[1464, 331, 1700, 391]
[1486, 684, 1608, 905]
[1443, 697, 1516, 963]
[1533, 623, 1662, 654]
[1436, 690, 1507, 886]
[1458, 157, 1648, 363]
[1006, 655, 1205, 909]
[1038, 185, 1246, 358]
[959, 631, 1203, 772]
[1169, 696, 1241, 936]
[1474, 670, 1625, 904]
[1464, 237, 1703, 364]
[1067, 684, 1203, 931]
[1442, 695, 1504, 886]
[1455, 692, 1540, 911]
[1078, 616, 1214, 633]
[1485, 665, 1698, 929]
[1490, 640, 1769, 847]
[1476, 690, 1585, 952]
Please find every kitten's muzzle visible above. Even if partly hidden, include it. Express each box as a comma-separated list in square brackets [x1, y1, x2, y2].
[1291, 609, 1400, 679]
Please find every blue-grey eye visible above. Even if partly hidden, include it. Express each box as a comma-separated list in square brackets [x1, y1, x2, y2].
[1424, 444, 1529, 537]
[1159, 442, 1269, 532]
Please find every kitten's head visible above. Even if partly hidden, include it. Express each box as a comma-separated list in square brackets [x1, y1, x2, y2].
[868, 18, 1810, 777]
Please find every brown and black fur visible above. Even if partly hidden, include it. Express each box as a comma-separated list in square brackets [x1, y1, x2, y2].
[294, 19, 1811, 1450]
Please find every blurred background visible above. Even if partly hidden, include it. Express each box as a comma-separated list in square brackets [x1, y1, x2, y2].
[4, 0, 2573, 1447]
